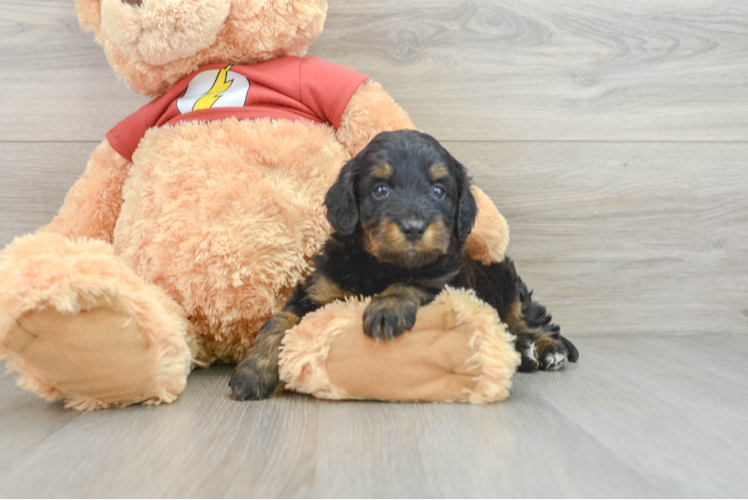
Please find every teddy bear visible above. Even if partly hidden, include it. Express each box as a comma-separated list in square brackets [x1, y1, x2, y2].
[0, 0, 524, 410]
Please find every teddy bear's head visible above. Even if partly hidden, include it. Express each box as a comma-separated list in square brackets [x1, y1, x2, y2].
[75, 0, 327, 96]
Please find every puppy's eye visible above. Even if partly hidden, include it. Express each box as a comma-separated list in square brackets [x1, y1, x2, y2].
[373, 184, 390, 200]
[432, 184, 446, 199]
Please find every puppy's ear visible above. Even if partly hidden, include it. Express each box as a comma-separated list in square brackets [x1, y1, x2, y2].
[324, 159, 359, 236]
[450, 157, 477, 242]
[457, 183, 478, 242]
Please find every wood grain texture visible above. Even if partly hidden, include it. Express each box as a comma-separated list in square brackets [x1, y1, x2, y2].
[2, 335, 748, 497]
[313, 393, 663, 498]
[525, 334, 748, 497]
[450, 140, 748, 337]
[0, 0, 746, 141]
[0, 0, 148, 142]
[0, 142, 95, 244]
[0, 367, 83, 475]
[2, 142, 746, 337]
[0, 367, 319, 498]
[1, 1, 747, 497]
[313, 0, 748, 141]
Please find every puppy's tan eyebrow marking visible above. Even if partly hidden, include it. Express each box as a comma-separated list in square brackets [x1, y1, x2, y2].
[372, 162, 393, 179]
[429, 163, 448, 181]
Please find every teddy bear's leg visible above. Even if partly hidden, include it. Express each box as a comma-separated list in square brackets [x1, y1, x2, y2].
[0, 232, 192, 410]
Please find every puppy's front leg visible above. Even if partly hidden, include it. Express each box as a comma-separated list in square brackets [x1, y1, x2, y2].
[230, 273, 350, 401]
[229, 309, 300, 401]
[363, 284, 434, 340]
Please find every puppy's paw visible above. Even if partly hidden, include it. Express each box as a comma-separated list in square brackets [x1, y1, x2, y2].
[517, 342, 539, 373]
[363, 298, 418, 340]
[229, 357, 279, 401]
[536, 339, 569, 371]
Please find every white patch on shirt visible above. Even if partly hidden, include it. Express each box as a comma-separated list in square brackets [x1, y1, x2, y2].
[177, 65, 250, 114]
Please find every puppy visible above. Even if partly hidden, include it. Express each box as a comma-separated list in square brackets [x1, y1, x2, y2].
[230, 130, 578, 401]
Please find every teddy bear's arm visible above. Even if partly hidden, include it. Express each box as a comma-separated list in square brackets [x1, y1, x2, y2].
[41, 139, 130, 242]
[336, 81, 417, 158]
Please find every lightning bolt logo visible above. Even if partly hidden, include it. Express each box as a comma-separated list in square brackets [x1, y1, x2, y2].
[192, 64, 234, 111]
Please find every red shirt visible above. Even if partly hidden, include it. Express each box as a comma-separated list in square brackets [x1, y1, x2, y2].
[106, 57, 369, 162]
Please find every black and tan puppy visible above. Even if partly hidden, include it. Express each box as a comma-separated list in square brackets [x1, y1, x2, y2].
[230, 130, 578, 401]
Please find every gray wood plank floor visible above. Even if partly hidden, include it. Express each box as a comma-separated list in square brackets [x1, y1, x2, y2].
[1, 0, 747, 498]
[1, 335, 747, 498]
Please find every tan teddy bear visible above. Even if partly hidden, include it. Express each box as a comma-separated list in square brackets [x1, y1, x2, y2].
[0, 0, 519, 409]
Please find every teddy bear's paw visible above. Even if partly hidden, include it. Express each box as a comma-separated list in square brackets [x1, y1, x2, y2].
[5, 301, 157, 408]
[229, 357, 279, 401]
[0, 232, 192, 409]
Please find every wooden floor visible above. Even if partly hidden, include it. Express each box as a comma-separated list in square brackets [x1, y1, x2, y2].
[1, 334, 747, 498]
[1, 0, 747, 498]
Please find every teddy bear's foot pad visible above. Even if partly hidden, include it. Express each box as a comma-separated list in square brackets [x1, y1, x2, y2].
[7, 302, 156, 406]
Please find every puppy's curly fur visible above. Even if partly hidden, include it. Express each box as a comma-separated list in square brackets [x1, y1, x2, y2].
[230, 130, 578, 401]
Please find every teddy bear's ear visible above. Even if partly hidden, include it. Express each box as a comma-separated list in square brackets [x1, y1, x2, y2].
[324, 159, 360, 236]
[75, 0, 103, 34]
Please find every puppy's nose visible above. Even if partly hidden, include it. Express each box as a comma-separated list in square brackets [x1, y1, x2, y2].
[399, 220, 427, 241]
